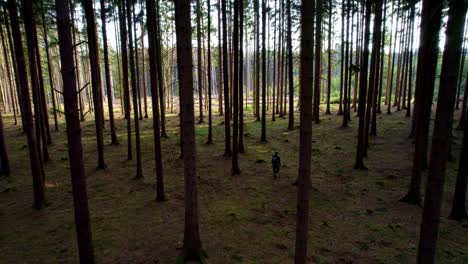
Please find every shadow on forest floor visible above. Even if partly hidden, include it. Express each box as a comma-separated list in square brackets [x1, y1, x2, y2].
[0, 104, 467, 263]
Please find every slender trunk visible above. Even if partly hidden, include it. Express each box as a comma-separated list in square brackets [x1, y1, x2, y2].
[207, 0, 213, 144]
[100, 0, 118, 145]
[261, 0, 267, 142]
[239, 1, 245, 153]
[155, 0, 167, 137]
[354, 0, 372, 170]
[326, 0, 332, 115]
[119, 0, 132, 160]
[126, 0, 143, 179]
[141, 21, 148, 119]
[146, 0, 165, 201]
[287, 0, 295, 128]
[196, 0, 204, 123]
[218, 0, 223, 116]
[9, 0, 46, 209]
[55, 1, 95, 261]
[232, 0, 240, 174]
[83, 0, 106, 170]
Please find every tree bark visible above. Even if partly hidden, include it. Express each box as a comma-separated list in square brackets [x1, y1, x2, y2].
[55, 1, 95, 261]
[146, 0, 166, 201]
[9, 0, 46, 209]
[82, 0, 106, 170]
[126, 0, 143, 179]
[417, 0, 466, 262]
[174, 0, 203, 259]
[401, 0, 443, 205]
[295, 0, 314, 262]
[100, 0, 118, 145]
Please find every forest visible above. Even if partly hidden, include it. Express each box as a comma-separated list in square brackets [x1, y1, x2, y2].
[0, 0, 467, 263]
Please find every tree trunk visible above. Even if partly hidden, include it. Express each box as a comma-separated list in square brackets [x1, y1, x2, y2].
[217, 0, 223, 116]
[417, 0, 466, 262]
[174, 0, 203, 259]
[146, 0, 166, 201]
[222, 0, 232, 156]
[100, 0, 118, 145]
[313, 0, 322, 124]
[9, 0, 46, 209]
[126, 0, 143, 179]
[82, 0, 106, 170]
[287, 0, 295, 128]
[261, 0, 267, 142]
[326, 0, 332, 115]
[196, 0, 204, 123]
[0, 14, 16, 127]
[401, 0, 443, 205]
[232, 0, 240, 174]
[55, 1, 95, 261]
[119, 0, 132, 160]
[207, 0, 213, 144]
[155, 0, 167, 138]
[255, 0, 260, 120]
[354, 0, 372, 170]
[294, 0, 314, 262]
[239, 0, 245, 153]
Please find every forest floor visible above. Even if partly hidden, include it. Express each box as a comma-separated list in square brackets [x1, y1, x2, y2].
[0, 104, 467, 264]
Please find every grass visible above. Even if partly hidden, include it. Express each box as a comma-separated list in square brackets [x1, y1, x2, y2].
[0, 104, 467, 263]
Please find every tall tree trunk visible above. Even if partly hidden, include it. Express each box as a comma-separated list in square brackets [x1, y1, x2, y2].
[82, 0, 106, 170]
[119, 0, 132, 160]
[196, 0, 204, 123]
[313, 0, 322, 123]
[287, 0, 295, 128]
[0, 13, 16, 127]
[295, 0, 314, 262]
[261, 0, 267, 142]
[100, 0, 118, 145]
[126, 0, 143, 179]
[255, 0, 260, 120]
[141, 21, 148, 119]
[55, 1, 95, 261]
[24, 0, 49, 167]
[41, 1, 59, 131]
[33, 25, 52, 147]
[133, 8, 143, 122]
[338, 0, 345, 116]
[386, 0, 401, 114]
[217, 0, 223, 116]
[146, 0, 165, 201]
[401, 0, 443, 205]
[239, 0, 245, 153]
[354, 0, 372, 170]
[155, 0, 167, 138]
[3, 5, 25, 130]
[417, 0, 466, 262]
[174, 0, 203, 259]
[341, 0, 350, 127]
[222, 0, 232, 156]
[232, 0, 240, 174]
[70, 3, 85, 122]
[326, 0, 332, 115]
[9, 0, 46, 209]
[207, 0, 213, 144]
